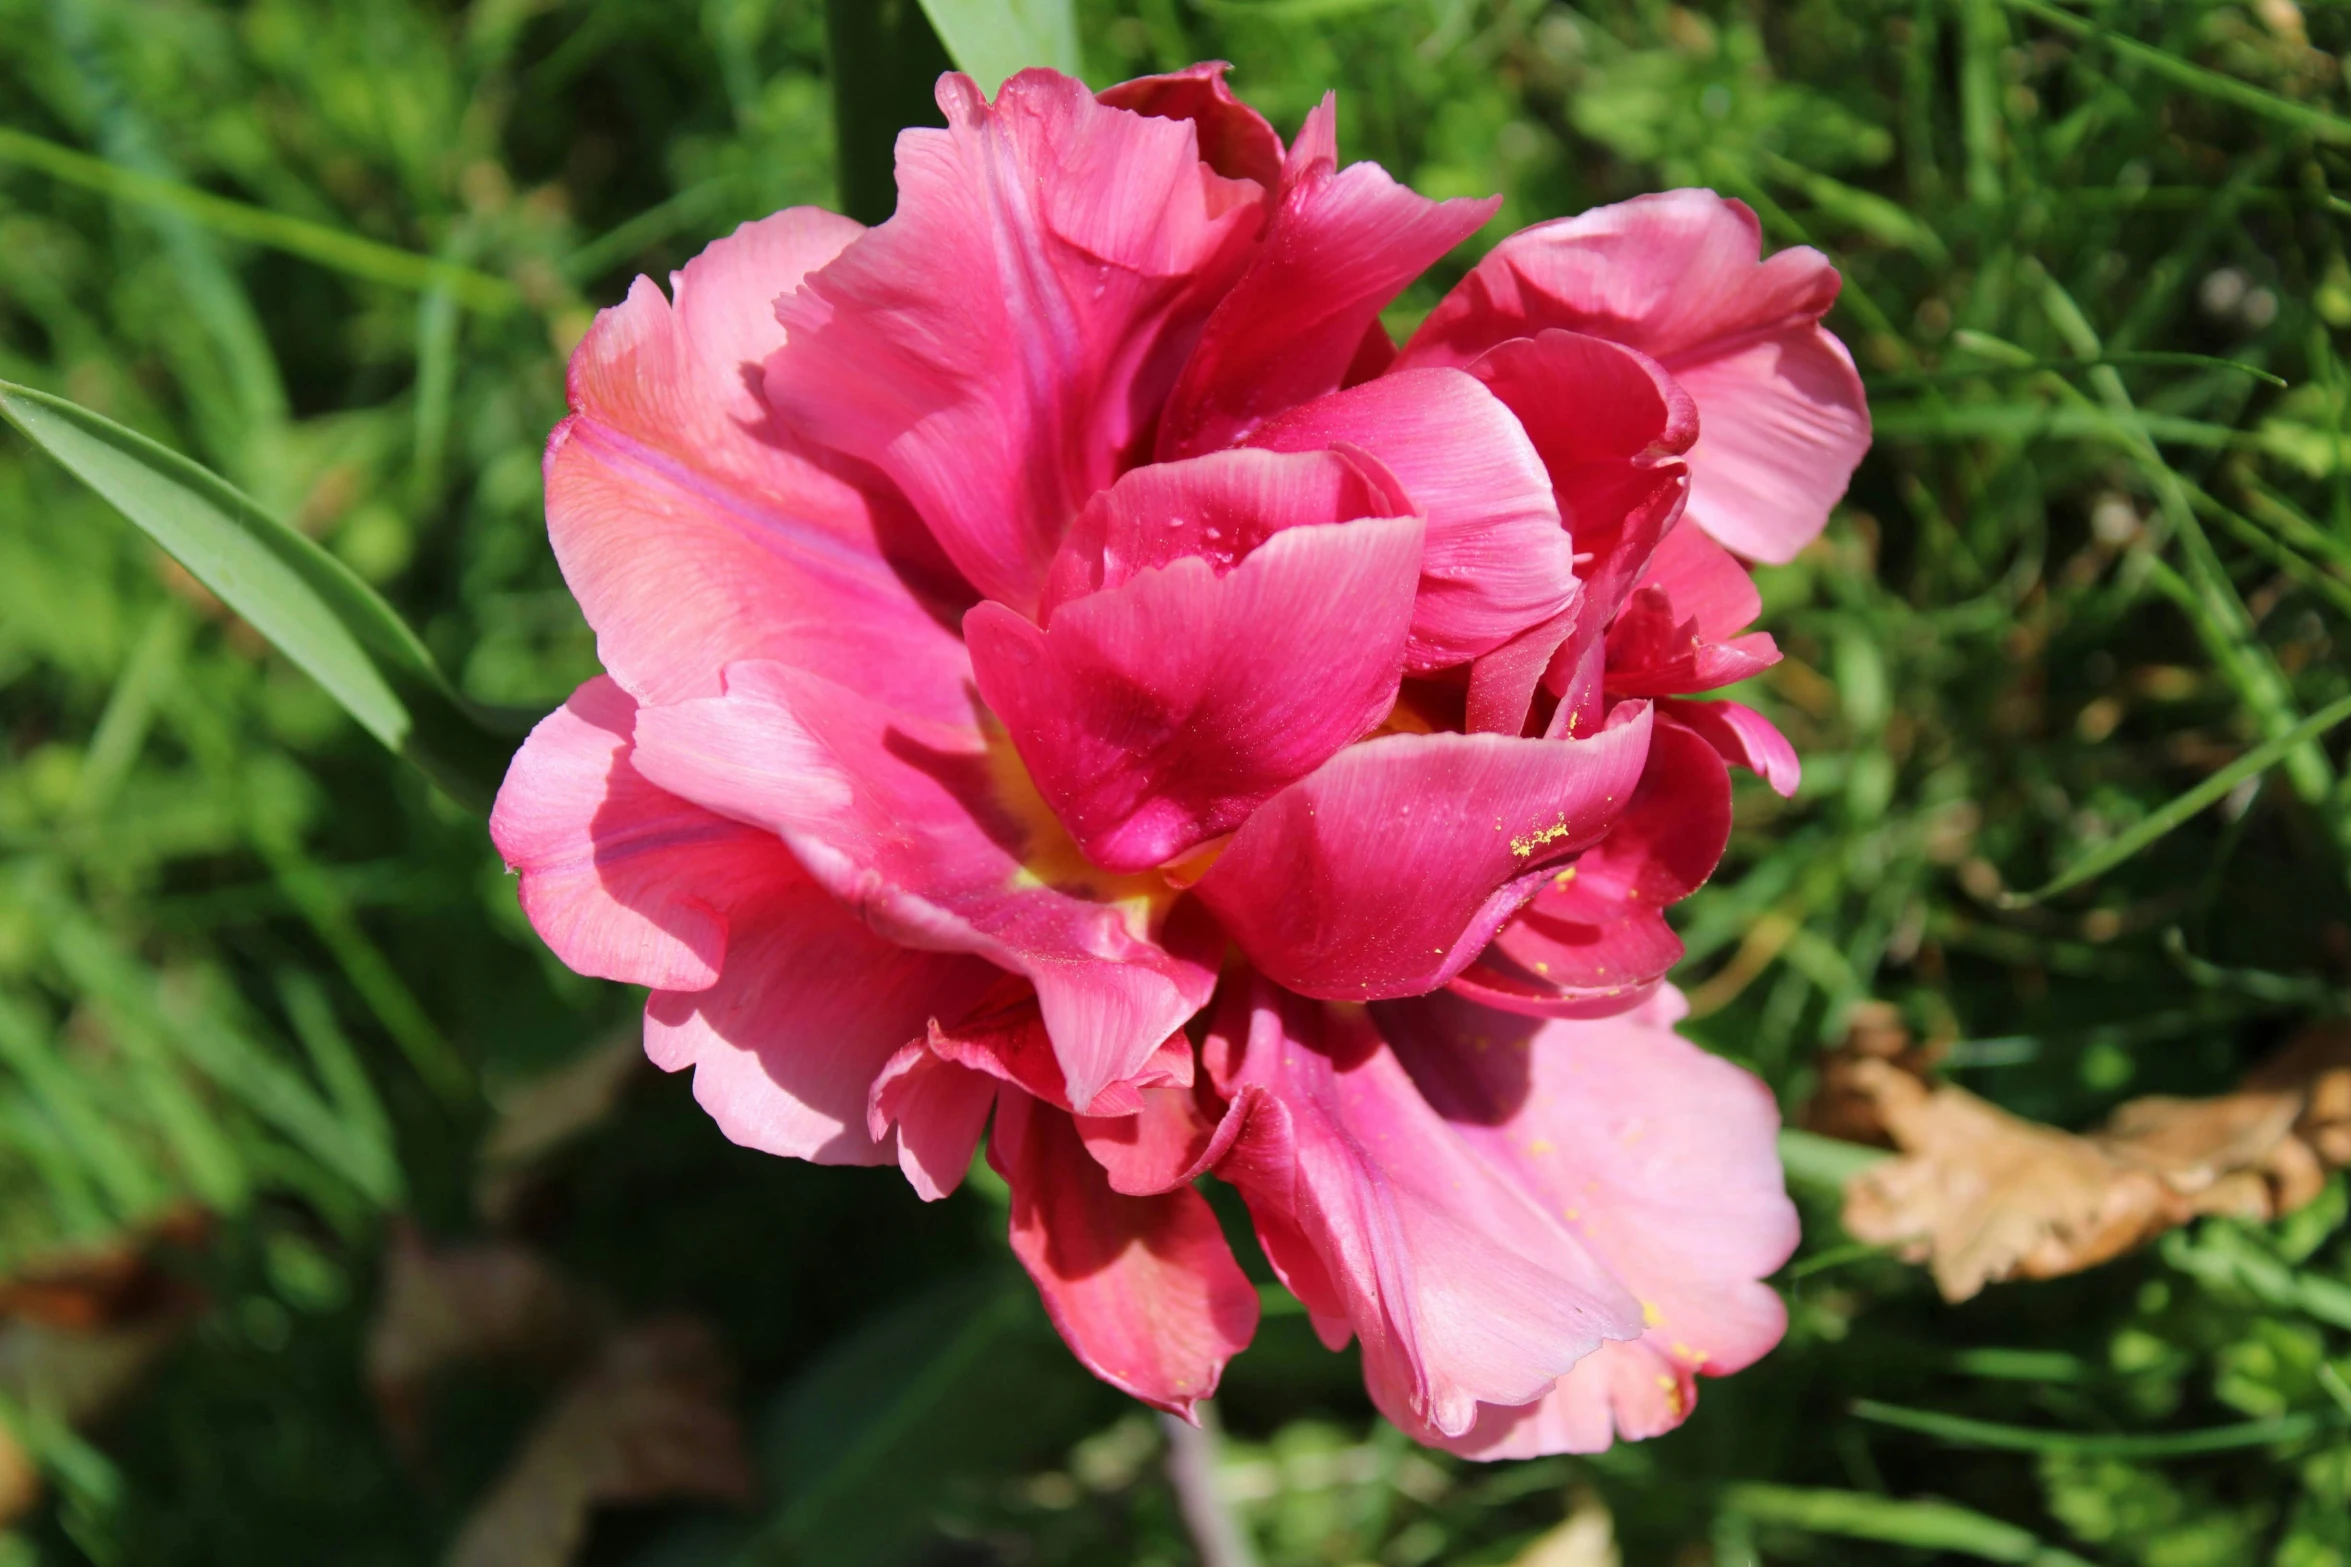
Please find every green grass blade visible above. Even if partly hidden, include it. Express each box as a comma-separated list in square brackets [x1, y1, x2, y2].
[2000, 692, 2351, 906]
[914, 0, 1081, 90]
[1778, 1128, 1889, 1199]
[2004, 0, 2351, 147]
[1721, 1484, 2092, 1565]
[1854, 1399, 2338, 1457]
[0, 127, 521, 313]
[0, 381, 529, 811]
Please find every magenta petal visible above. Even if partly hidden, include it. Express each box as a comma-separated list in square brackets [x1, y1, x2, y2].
[1632, 518, 1762, 640]
[1664, 698, 1802, 799]
[992, 1090, 1259, 1419]
[971, 514, 1423, 872]
[551, 211, 966, 707]
[1403, 191, 1868, 563]
[1095, 62, 1284, 189]
[1374, 990, 1797, 1456]
[1245, 370, 1576, 670]
[1195, 706, 1654, 1001]
[1538, 719, 1731, 923]
[630, 661, 1218, 1110]
[490, 677, 805, 991]
[768, 71, 1264, 615]
[1450, 908, 1681, 1020]
[1208, 978, 1642, 1437]
[643, 880, 999, 1166]
[1156, 97, 1498, 460]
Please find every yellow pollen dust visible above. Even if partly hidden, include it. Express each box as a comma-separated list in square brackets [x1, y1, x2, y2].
[1510, 816, 1575, 858]
[1640, 1300, 1664, 1328]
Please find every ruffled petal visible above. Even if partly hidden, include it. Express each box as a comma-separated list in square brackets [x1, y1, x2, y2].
[642, 878, 999, 1165]
[1402, 190, 1867, 563]
[489, 676, 805, 991]
[970, 513, 1424, 872]
[993, 1089, 1259, 1419]
[1194, 706, 1654, 1001]
[1157, 96, 1498, 461]
[551, 211, 963, 706]
[1207, 976, 1643, 1437]
[1244, 369, 1576, 670]
[1373, 989, 1796, 1457]
[768, 70, 1265, 614]
[630, 660, 1219, 1110]
[1095, 62, 1284, 190]
[1662, 697, 1802, 799]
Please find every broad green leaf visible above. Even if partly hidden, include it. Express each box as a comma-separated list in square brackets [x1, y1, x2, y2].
[914, 0, 1081, 94]
[0, 381, 530, 812]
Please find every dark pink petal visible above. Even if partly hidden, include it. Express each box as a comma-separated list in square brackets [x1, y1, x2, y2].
[1664, 698, 1802, 799]
[631, 662, 1219, 1110]
[490, 677, 803, 991]
[1450, 908, 1680, 1020]
[1040, 446, 1405, 612]
[1096, 62, 1284, 190]
[992, 1090, 1259, 1419]
[1156, 96, 1498, 461]
[1402, 191, 1868, 563]
[1195, 707, 1654, 1001]
[768, 71, 1264, 614]
[970, 514, 1424, 872]
[643, 880, 999, 1166]
[1207, 977, 1642, 1437]
[1464, 605, 1581, 738]
[1245, 370, 1576, 670]
[1632, 517, 1761, 640]
[1075, 1081, 1242, 1196]
[1603, 589, 1779, 698]
[551, 211, 965, 707]
[1372, 989, 1797, 1456]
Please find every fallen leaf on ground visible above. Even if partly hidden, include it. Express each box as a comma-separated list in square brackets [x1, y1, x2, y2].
[1838, 1023, 2351, 1301]
[445, 1316, 753, 1567]
[1506, 1487, 1621, 1567]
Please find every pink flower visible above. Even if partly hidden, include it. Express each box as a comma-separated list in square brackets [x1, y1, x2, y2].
[490, 64, 1853, 1447]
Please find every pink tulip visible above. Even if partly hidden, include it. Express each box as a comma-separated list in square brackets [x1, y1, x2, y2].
[490, 63, 1851, 1448]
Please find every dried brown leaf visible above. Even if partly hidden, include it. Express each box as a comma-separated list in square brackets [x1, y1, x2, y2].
[445, 1317, 753, 1567]
[1838, 1022, 2351, 1302]
[476, 1031, 647, 1224]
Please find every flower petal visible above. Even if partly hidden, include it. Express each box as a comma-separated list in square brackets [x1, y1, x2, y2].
[865, 1041, 997, 1201]
[551, 210, 964, 707]
[1194, 707, 1654, 1001]
[1402, 190, 1867, 563]
[1373, 989, 1797, 1456]
[1095, 62, 1284, 190]
[992, 1089, 1259, 1419]
[971, 513, 1423, 872]
[631, 660, 1219, 1110]
[643, 878, 999, 1166]
[768, 70, 1265, 614]
[489, 676, 804, 991]
[1662, 697, 1801, 799]
[1157, 95, 1498, 460]
[1207, 976, 1643, 1436]
[1244, 369, 1576, 670]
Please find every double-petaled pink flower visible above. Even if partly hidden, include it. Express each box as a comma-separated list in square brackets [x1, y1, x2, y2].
[491, 64, 1866, 1454]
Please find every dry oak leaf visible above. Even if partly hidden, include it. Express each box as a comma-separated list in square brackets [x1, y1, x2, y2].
[445, 1316, 754, 1567]
[1840, 1023, 2351, 1302]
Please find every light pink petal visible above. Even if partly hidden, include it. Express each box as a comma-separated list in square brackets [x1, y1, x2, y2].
[631, 661, 1219, 1110]
[1373, 989, 1797, 1456]
[971, 514, 1423, 872]
[1095, 62, 1284, 189]
[551, 211, 966, 707]
[1040, 446, 1406, 612]
[992, 1090, 1259, 1419]
[1075, 1081, 1243, 1197]
[1194, 706, 1654, 1001]
[643, 881, 999, 1166]
[1663, 698, 1802, 798]
[1156, 96, 1498, 461]
[1402, 191, 1868, 563]
[490, 677, 804, 991]
[867, 1041, 997, 1201]
[1207, 977, 1643, 1437]
[768, 71, 1264, 615]
[1245, 370, 1576, 670]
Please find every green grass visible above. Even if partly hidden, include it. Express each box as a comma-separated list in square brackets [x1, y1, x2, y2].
[4, 0, 2351, 1562]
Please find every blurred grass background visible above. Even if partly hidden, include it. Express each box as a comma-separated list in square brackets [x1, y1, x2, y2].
[3, 0, 2351, 1562]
